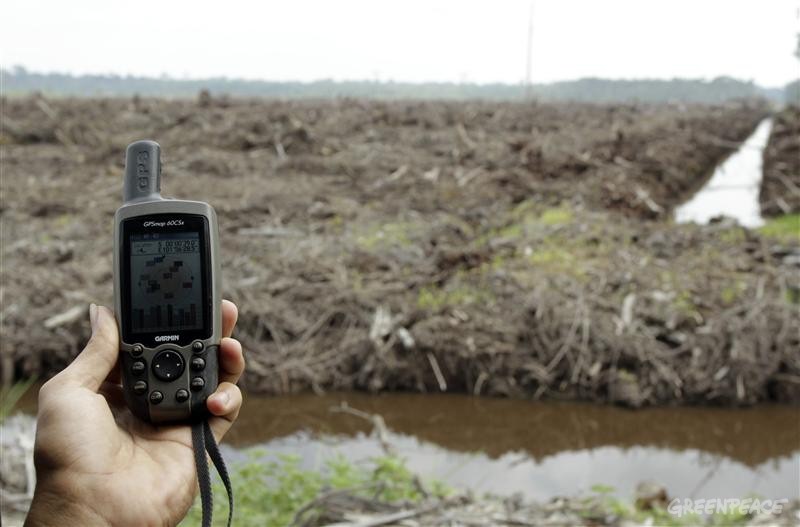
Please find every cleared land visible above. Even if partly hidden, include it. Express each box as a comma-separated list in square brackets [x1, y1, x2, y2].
[1, 96, 797, 406]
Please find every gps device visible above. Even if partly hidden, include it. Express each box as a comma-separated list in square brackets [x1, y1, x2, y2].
[114, 140, 221, 424]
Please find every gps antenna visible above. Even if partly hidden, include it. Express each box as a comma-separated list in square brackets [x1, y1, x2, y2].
[123, 140, 162, 203]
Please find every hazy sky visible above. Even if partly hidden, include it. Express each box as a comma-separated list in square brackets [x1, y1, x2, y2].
[1, 0, 798, 86]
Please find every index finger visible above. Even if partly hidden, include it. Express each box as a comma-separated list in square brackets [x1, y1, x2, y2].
[222, 300, 238, 338]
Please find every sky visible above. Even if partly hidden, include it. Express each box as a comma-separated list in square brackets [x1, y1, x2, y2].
[1, 0, 798, 87]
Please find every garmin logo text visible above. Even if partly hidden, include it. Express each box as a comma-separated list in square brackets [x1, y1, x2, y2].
[154, 335, 180, 342]
[143, 219, 184, 227]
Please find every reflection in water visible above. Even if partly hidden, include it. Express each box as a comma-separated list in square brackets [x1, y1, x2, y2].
[675, 119, 772, 228]
[224, 393, 799, 501]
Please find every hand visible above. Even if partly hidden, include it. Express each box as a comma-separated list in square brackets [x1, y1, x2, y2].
[25, 301, 245, 527]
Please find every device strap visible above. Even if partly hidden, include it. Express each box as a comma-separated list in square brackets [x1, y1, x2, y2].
[204, 420, 234, 527]
[192, 420, 234, 527]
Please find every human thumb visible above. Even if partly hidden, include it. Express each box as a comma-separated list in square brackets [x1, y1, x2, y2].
[65, 304, 120, 391]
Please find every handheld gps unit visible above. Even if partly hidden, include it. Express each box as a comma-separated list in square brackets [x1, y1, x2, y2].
[114, 140, 221, 424]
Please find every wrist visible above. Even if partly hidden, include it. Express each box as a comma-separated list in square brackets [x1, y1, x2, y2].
[25, 476, 112, 527]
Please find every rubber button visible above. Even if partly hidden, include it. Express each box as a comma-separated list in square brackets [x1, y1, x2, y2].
[132, 344, 144, 356]
[133, 380, 147, 395]
[149, 391, 164, 404]
[192, 341, 204, 353]
[190, 377, 205, 391]
[191, 357, 206, 371]
[152, 350, 185, 382]
[175, 389, 190, 403]
[131, 360, 146, 376]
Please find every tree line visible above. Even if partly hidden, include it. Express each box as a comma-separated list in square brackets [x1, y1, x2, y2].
[1, 66, 793, 104]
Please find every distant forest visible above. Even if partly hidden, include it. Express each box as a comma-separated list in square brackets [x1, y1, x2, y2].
[1, 66, 794, 104]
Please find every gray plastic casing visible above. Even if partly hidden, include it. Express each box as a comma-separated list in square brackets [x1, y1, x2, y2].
[113, 141, 222, 424]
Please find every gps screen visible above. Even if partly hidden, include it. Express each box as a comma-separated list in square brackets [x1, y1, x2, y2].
[129, 231, 204, 333]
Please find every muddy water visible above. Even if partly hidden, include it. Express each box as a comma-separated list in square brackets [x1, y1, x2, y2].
[218, 393, 799, 501]
[675, 118, 772, 228]
[11, 389, 798, 500]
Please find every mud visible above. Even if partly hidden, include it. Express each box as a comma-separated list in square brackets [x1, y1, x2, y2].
[761, 106, 800, 216]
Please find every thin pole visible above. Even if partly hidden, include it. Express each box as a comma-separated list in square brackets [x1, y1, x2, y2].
[525, 1, 534, 99]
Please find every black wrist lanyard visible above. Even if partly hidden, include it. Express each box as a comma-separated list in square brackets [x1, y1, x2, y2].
[191, 420, 234, 527]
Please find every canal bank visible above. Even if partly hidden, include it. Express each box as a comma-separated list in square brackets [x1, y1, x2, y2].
[761, 106, 800, 217]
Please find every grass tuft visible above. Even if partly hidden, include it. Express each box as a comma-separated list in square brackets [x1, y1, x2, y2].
[758, 214, 800, 242]
[180, 453, 448, 527]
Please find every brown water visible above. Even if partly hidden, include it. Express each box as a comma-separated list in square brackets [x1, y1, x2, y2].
[221, 392, 799, 501]
[13, 389, 799, 501]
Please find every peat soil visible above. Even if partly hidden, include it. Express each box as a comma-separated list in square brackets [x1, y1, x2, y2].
[760, 105, 800, 216]
[2, 96, 797, 406]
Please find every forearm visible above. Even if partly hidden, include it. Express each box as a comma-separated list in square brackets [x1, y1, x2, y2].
[25, 484, 111, 527]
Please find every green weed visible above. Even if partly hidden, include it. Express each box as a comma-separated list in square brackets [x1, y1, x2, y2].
[758, 214, 800, 242]
[417, 283, 493, 310]
[720, 280, 747, 305]
[719, 227, 746, 244]
[674, 290, 700, 318]
[355, 221, 416, 250]
[0, 378, 36, 423]
[476, 204, 575, 247]
[527, 246, 574, 267]
[784, 287, 800, 305]
[539, 206, 574, 226]
[181, 453, 446, 527]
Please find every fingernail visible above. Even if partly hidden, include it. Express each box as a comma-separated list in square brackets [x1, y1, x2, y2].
[89, 303, 98, 333]
[214, 391, 230, 407]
